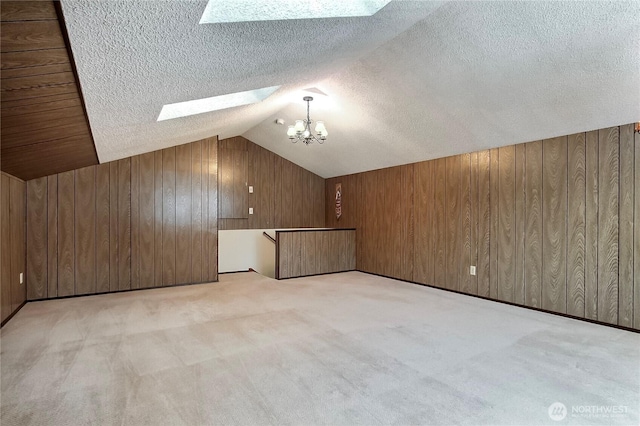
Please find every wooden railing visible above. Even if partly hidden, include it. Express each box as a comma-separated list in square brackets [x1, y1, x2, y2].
[275, 229, 356, 279]
[262, 231, 276, 244]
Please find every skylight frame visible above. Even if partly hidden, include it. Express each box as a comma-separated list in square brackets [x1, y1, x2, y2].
[157, 86, 280, 121]
[199, 0, 391, 24]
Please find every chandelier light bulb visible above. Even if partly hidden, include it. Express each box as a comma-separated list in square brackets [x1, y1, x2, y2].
[315, 121, 325, 133]
[294, 120, 305, 132]
[287, 125, 296, 138]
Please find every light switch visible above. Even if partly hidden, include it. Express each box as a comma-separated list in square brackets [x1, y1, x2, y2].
[248, 186, 254, 193]
[249, 207, 254, 215]
[470, 266, 476, 276]
[19, 272, 24, 284]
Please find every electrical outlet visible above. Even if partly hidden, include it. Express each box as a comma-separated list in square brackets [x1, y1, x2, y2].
[249, 207, 254, 215]
[19, 272, 24, 284]
[470, 266, 476, 276]
[248, 186, 254, 193]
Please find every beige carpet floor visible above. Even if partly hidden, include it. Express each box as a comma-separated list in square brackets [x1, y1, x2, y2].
[1, 271, 638, 425]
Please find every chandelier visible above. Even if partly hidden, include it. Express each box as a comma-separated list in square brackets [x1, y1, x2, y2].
[287, 96, 328, 145]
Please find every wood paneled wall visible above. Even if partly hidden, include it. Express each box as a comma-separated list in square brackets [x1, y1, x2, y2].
[1, 1, 98, 180]
[1, 172, 26, 323]
[219, 136, 248, 220]
[276, 229, 356, 279]
[326, 123, 640, 330]
[25, 137, 218, 300]
[218, 136, 325, 230]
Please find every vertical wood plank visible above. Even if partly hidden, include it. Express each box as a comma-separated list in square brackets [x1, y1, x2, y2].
[191, 141, 203, 283]
[477, 151, 491, 297]
[382, 167, 396, 278]
[308, 171, 317, 227]
[1, 175, 12, 320]
[347, 230, 356, 270]
[282, 160, 293, 228]
[401, 164, 414, 282]
[109, 162, 118, 292]
[634, 128, 640, 330]
[95, 164, 110, 293]
[585, 131, 599, 320]
[293, 165, 304, 228]
[26, 177, 47, 300]
[131, 156, 140, 289]
[246, 142, 256, 228]
[279, 232, 291, 278]
[162, 148, 176, 286]
[514, 144, 526, 305]
[470, 152, 479, 295]
[360, 173, 372, 272]
[300, 232, 314, 276]
[139, 153, 155, 288]
[433, 158, 447, 288]
[542, 136, 568, 313]
[413, 161, 432, 285]
[597, 126, 619, 324]
[176, 143, 192, 285]
[207, 137, 218, 282]
[47, 175, 58, 298]
[291, 232, 301, 277]
[498, 145, 515, 303]
[445, 156, 460, 291]
[618, 124, 633, 327]
[117, 158, 131, 291]
[154, 151, 163, 287]
[319, 232, 331, 274]
[74, 166, 96, 295]
[373, 170, 385, 276]
[219, 147, 233, 218]
[357, 173, 367, 271]
[263, 150, 275, 228]
[460, 154, 472, 294]
[525, 141, 543, 308]
[10, 179, 26, 312]
[315, 174, 325, 227]
[302, 171, 311, 227]
[274, 156, 283, 228]
[567, 133, 586, 317]
[489, 148, 499, 298]
[202, 140, 210, 278]
[233, 149, 247, 219]
[57, 171, 75, 297]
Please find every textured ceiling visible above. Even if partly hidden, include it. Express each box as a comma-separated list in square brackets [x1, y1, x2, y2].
[63, 0, 639, 178]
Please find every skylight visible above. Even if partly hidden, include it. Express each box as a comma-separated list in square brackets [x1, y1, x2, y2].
[199, 0, 391, 24]
[157, 86, 280, 121]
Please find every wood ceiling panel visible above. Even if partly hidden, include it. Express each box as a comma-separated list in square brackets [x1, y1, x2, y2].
[0, 91, 79, 111]
[2, 115, 90, 149]
[0, 1, 99, 180]
[0, 96, 81, 118]
[2, 105, 86, 134]
[1, 71, 76, 101]
[2, 136, 98, 181]
[0, 21, 64, 52]
[1, 62, 72, 79]
[1, 48, 68, 70]
[1, 1, 57, 21]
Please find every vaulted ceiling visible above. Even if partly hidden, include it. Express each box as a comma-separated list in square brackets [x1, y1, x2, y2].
[61, 0, 639, 178]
